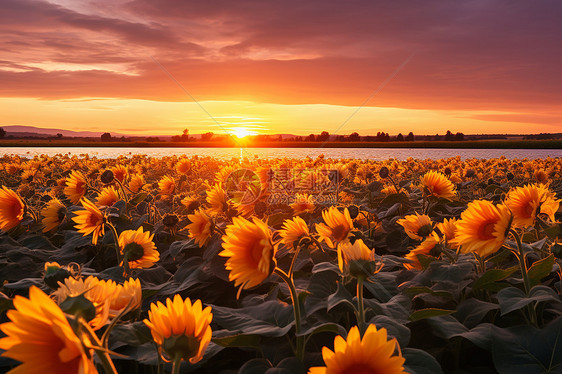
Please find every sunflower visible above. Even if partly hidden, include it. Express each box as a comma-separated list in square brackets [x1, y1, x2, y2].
[112, 164, 128, 183]
[101, 278, 142, 318]
[420, 170, 456, 200]
[279, 216, 310, 250]
[0, 186, 25, 231]
[315, 207, 354, 248]
[337, 239, 376, 276]
[397, 213, 433, 241]
[186, 208, 213, 247]
[505, 184, 560, 227]
[454, 200, 511, 258]
[72, 198, 105, 245]
[436, 218, 459, 249]
[0, 286, 97, 374]
[176, 159, 191, 174]
[96, 186, 120, 207]
[119, 226, 160, 270]
[41, 198, 66, 233]
[64, 171, 87, 205]
[144, 295, 212, 364]
[207, 183, 227, 215]
[158, 176, 175, 196]
[52, 275, 110, 331]
[129, 175, 145, 193]
[290, 193, 316, 215]
[219, 216, 276, 292]
[308, 324, 406, 374]
[404, 232, 440, 270]
[181, 194, 200, 211]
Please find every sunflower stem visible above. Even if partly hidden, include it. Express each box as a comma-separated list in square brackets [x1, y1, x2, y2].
[114, 178, 129, 205]
[357, 275, 366, 334]
[79, 319, 118, 374]
[274, 268, 304, 361]
[106, 222, 122, 267]
[171, 354, 182, 374]
[511, 229, 538, 326]
[288, 242, 303, 278]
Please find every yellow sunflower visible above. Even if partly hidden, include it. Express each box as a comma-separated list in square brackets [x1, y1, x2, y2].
[112, 164, 128, 183]
[0, 186, 25, 231]
[219, 216, 276, 292]
[436, 218, 459, 249]
[206, 183, 227, 215]
[0, 286, 97, 374]
[404, 232, 440, 270]
[101, 278, 142, 318]
[337, 239, 376, 275]
[290, 193, 316, 215]
[181, 194, 200, 211]
[64, 171, 87, 205]
[144, 295, 212, 364]
[420, 170, 456, 200]
[119, 226, 160, 270]
[158, 176, 175, 196]
[315, 207, 354, 248]
[96, 186, 120, 207]
[396, 213, 433, 241]
[279, 216, 310, 250]
[52, 275, 110, 331]
[505, 184, 560, 227]
[41, 198, 66, 233]
[129, 175, 145, 193]
[186, 208, 213, 247]
[308, 324, 406, 374]
[454, 200, 511, 258]
[176, 159, 191, 174]
[72, 198, 105, 245]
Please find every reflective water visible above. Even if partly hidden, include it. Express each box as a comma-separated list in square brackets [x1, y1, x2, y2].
[0, 147, 560, 160]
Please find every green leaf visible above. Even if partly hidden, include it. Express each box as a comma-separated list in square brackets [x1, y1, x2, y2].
[110, 321, 152, 346]
[497, 285, 561, 316]
[527, 254, 555, 287]
[129, 192, 148, 205]
[238, 358, 272, 374]
[402, 348, 444, 374]
[409, 308, 455, 322]
[369, 315, 411, 347]
[472, 266, 518, 291]
[327, 281, 356, 313]
[298, 322, 347, 338]
[212, 332, 261, 348]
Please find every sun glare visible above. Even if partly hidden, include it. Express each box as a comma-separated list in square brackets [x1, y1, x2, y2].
[231, 127, 256, 138]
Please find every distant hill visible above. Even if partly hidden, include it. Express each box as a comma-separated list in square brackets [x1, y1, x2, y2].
[1, 125, 130, 138]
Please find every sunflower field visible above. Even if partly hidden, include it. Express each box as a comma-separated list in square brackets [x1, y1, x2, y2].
[0, 153, 561, 374]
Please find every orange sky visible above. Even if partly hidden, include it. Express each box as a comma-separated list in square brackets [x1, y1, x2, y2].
[1, 0, 561, 136]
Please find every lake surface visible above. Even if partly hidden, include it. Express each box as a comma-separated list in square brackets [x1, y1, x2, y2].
[0, 147, 561, 160]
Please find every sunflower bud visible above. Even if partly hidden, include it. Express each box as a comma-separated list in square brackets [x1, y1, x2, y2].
[444, 167, 451, 176]
[465, 169, 475, 178]
[100, 170, 114, 184]
[163, 214, 179, 228]
[348, 205, 359, 219]
[43, 262, 72, 290]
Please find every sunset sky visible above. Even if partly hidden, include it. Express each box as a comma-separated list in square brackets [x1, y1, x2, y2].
[1, 0, 561, 136]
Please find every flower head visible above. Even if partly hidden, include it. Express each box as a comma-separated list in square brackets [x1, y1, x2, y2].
[315, 207, 354, 248]
[119, 226, 159, 270]
[219, 216, 275, 293]
[206, 183, 227, 215]
[420, 170, 456, 200]
[337, 239, 377, 277]
[290, 193, 315, 215]
[0, 286, 97, 374]
[397, 213, 433, 241]
[72, 198, 105, 245]
[404, 232, 440, 270]
[64, 171, 87, 204]
[186, 208, 213, 247]
[280, 216, 310, 250]
[436, 218, 458, 249]
[308, 324, 406, 374]
[112, 165, 128, 183]
[505, 184, 560, 227]
[454, 200, 512, 258]
[158, 176, 175, 196]
[102, 278, 142, 318]
[144, 295, 212, 364]
[41, 198, 66, 233]
[129, 175, 145, 193]
[96, 186, 120, 207]
[0, 186, 25, 231]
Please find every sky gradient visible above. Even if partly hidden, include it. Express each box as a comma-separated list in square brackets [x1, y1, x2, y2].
[1, 0, 561, 136]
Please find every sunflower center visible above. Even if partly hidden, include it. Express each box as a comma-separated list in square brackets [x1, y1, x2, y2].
[251, 239, 271, 273]
[162, 334, 200, 361]
[123, 242, 145, 261]
[10, 200, 23, 219]
[478, 220, 497, 240]
[523, 202, 536, 218]
[332, 224, 348, 242]
[75, 181, 85, 194]
[86, 212, 102, 227]
[341, 363, 381, 374]
[417, 224, 433, 238]
[57, 207, 66, 222]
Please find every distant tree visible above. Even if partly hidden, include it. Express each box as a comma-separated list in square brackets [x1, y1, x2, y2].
[348, 132, 360, 141]
[201, 132, 214, 141]
[278, 135, 283, 142]
[444, 130, 454, 141]
[434, 133, 441, 141]
[455, 132, 464, 141]
[182, 129, 189, 141]
[56, 133, 63, 139]
[171, 135, 181, 142]
[318, 131, 330, 141]
[146, 137, 160, 142]
[0, 127, 7, 139]
[305, 134, 316, 141]
[396, 133, 404, 141]
[101, 132, 112, 142]
[405, 132, 415, 141]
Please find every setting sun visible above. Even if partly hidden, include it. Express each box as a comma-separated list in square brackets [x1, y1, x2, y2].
[231, 127, 257, 138]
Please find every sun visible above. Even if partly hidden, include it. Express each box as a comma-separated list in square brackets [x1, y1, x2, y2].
[231, 127, 256, 138]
